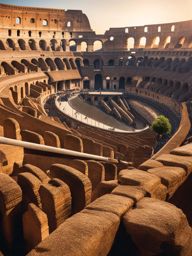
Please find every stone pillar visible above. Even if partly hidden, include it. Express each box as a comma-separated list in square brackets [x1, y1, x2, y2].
[90, 80, 94, 90]
[87, 44, 93, 52]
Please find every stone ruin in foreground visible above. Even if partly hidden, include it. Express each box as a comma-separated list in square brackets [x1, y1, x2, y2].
[0, 3, 192, 256]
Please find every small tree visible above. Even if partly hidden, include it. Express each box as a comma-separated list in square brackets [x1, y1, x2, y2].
[152, 115, 172, 136]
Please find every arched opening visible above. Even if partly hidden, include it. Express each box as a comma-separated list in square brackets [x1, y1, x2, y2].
[69, 59, 76, 69]
[75, 58, 82, 70]
[45, 58, 57, 71]
[139, 37, 146, 48]
[67, 21, 72, 28]
[171, 25, 175, 32]
[55, 58, 64, 70]
[29, 39, 37, 50]
[38, 58, 48, 71]
[50, 39, 58, 51]
[158, 26, 161, 32]
[7, 39, 15, 50]
[151, 36, 160, 48]
[69, 40, 77, 51]
[83, 77, 90, 90]
[175, 37, 185, 48]
[93, 59, 103, 69]
[11, 61, 25, 73]
[106, 76, 111, 90]
[21, 87, 24, 99]
[144, 26, 148, 33]
[119, 58, 124, 66]
[83, 59, 90, 67]
[18, 39, 26, 50]
[108, 59, 115, 66]
[1, 62, 15, 76]
[93, 40, 103, 51]
[42, 19, 48, 26]
[16, 17, 21, 24]
[127, 37, 135, 50]
[125, 28, 129, 33]
[80, 42, 88, 52]
[63, 59, 71, 70]
[119, 77, 125, 90]
[30, 18, 35, 23]
[94, 74, 103, 90]
[163, 36, 171, 48]
[25, 83, 29, 96]
[0, 40, 5, 50]
[39, 40, 47, 51]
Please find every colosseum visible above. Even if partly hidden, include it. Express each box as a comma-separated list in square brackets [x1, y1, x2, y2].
[0, 2, 192, 256]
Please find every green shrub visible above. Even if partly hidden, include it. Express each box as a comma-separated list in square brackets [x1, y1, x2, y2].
[151, 115, 172, 136]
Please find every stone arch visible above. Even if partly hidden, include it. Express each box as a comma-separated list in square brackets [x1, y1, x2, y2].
[171, 25, 175, 32]
[127, 37, 135, 50]
[11, 61, 25, 73]
[80, 41, 88, 52]
[75, 58, 82, 70]
[3, 118, 21, 140]
[106, 76, 111, 90]
[93, 40, 103, 51]
[108, 59, 115, 66]
[94, 74, 103, 90]
[69, 40, 77, 51]
[18, 39, 26, 50]
[39, 40, 47, 51]
[45, 58, 57, 71]
[93, 59, 103, 69]
[54, 58, 65, 70]
[163, 36, 171, 48]
[139, 37, 146, 48]
[50, 39, 58, 51]
[42, 19, 48, 26]
[83, 59, 90, 67]
[7, 38, 15, 50]
[0, 40, 5, 50]
[16, 17, 21, 24]
[119, 77, 125, 90]
[151, 36, 160, 48]
[29, 39, 37, 50]
[25, 82, 30, 96]
[63, 59, 71, 70]
[38, 58, 48, 71]
[175, 37, 185, 48]
[69, 59, 76, 69]
[1, 62, 15, 75]
[83, 77, 90, 90]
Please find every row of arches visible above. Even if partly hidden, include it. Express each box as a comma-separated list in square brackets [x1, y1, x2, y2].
[0, 57, 79, 76]
[127, 36, 188, 50]
[0, 36, 190, 52]
[83, 75, 132, 90]
[0, 38, 104, 52]
[80, 55, 192, 74]
[137, 77, 192, 102]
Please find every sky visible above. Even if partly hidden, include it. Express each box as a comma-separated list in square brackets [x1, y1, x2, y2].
[1, 0, 192, 33]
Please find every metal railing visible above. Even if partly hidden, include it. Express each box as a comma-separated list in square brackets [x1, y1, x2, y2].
[0, 136, 129, 164]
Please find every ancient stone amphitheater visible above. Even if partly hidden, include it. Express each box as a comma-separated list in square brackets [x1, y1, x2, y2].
[0, 3, 192, 256]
